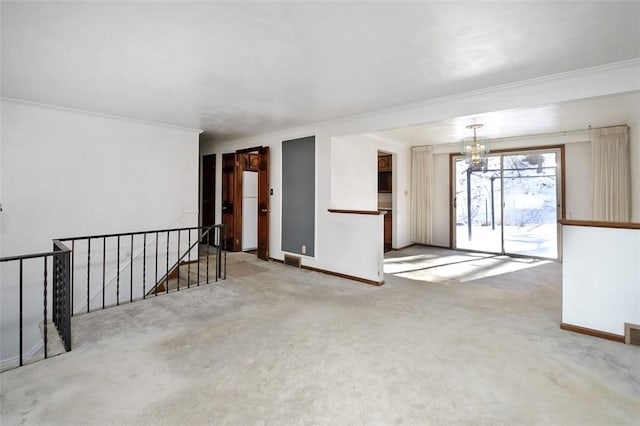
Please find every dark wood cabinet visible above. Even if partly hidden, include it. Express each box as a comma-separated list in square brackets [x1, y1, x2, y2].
[384, 211, 392, 252]
[378, 155, 391, 171]
[378, 154, 392, 193]
[378, 172, 392, 192]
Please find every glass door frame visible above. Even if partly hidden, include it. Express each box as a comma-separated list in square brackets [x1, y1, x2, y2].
[449, 145, 565, 260]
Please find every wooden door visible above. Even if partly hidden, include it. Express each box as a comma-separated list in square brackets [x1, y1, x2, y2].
[221, 153, 240, 251]
[202, 154, 216, 229]
[257, 147, 270, 260]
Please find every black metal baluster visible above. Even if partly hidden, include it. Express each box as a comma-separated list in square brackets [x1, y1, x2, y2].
[64, 250, 71, 351]
[166, 231, 170, 294]
[176, 231, 181, 292]
[130, 234, 134, 302]
[197, 229, 201, 287]
[71, 240, 75, 316]
[102, 237, 106, 309]
[52, 254, 57, 329]
[43, 256, 48, 359]
[155, 231, 159, 296]
[187, 229, 191, 288]
[143, 233, 147, 299]
[216, 227, 220, 282]
[87, 238, 91, 313]
[19, 259, 23, 366]
[116, 235, 120, 305]
[206, 230, 210, 284]
[51, 253, 62, 337]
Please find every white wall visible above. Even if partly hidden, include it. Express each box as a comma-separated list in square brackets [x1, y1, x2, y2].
[201, 130, 387, 284]
[331, 133, 413, 249]
[562, 225, 640, 336]
[200, 61, 639, 283]
[0, 99, 200, 366]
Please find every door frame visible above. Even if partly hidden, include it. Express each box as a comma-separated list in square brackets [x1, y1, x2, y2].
[220, 147, 270, 260]
[449, 144, 566, 259]
[201, 154, 216, 229]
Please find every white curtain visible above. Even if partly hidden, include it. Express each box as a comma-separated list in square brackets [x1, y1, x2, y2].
[410, 146, 433, 244]
[592, 125, 631, 222]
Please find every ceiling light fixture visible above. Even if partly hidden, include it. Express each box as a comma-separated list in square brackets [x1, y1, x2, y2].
[460, 124, 490, 171]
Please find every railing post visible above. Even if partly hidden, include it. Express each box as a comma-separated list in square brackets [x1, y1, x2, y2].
[63, 248, 72, 352]
[142, 233, 147, 299]
[130, 234, 134, 302]
[86, 238, 91, 314]
[53, 240, 73, 353]
[216, 226, 221, 281]
[206, 230, 210, 284]
[19, 259, 24, 366]
[43, 256, 48, 359]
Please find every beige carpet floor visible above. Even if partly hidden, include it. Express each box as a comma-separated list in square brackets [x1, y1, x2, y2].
[1, 247, 639, 425]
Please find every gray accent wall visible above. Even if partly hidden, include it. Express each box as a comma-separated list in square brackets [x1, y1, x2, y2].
[282, 136, 315, 256]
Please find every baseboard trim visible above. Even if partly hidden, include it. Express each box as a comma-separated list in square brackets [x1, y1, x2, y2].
[560, 323, 625, 343]
[301, 265, 384, 286]
[393, 243, 416, 251]
[415, 243, 452, 249]
[269, 257, 383, 286]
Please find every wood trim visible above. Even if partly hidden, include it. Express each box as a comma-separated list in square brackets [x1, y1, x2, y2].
[559, 145, 566, 220]
[269, 257, 383, 286]
[414, 243, 453, 250]
[393, 243, 417, 251]
[236, 145, 263, 154]
[559, 219, 640, 230]
[328, 209, 385, 215]
[301, 265, 384, 286]
[560, 323, 625, 343]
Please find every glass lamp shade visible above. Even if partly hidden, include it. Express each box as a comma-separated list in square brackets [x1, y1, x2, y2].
[460, 135, 490, 170]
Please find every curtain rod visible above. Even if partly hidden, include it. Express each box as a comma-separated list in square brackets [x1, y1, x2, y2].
[490, 124, 628, 143]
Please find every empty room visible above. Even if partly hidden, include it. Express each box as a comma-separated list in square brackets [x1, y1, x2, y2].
[1, 1, 639, 424]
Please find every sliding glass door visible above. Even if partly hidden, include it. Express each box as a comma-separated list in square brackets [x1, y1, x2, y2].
[453, 148, 561, 259]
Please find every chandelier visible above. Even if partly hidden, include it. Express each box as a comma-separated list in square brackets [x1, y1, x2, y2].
[460, 124, 490, 170]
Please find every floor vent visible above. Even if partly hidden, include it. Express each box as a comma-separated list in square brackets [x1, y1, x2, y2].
[625, 323, 640, 345]
[284, 254, 301, 268]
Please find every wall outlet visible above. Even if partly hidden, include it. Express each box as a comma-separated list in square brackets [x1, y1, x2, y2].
[301, 245, 306, 255]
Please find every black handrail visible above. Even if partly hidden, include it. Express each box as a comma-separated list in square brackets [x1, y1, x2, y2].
[60, 224, 226, 315]
[0, 224, 225, 371]
[148, 225, 217, 296]
[0, 240, 72, 370]
[57, 225, 218, 242]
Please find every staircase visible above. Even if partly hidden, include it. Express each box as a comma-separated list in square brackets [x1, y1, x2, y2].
[0, 225, 226, 371]
[153, 250, 224, 293]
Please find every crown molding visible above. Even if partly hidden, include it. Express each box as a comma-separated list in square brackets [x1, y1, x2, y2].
[1, 97, 203, 134]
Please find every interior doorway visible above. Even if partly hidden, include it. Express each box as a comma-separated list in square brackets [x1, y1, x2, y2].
[221, 147, 270, 260]
[201, 154, 216, 241]
[452, 147, 563, 259]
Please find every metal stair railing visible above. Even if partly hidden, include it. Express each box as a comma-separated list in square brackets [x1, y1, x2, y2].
[58, 224, 226, 316]
[0, 239, 72, 370]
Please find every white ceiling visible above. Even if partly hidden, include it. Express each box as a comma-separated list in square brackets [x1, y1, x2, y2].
[375, 92, 640, 145]
[2, 1, 640, 142]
